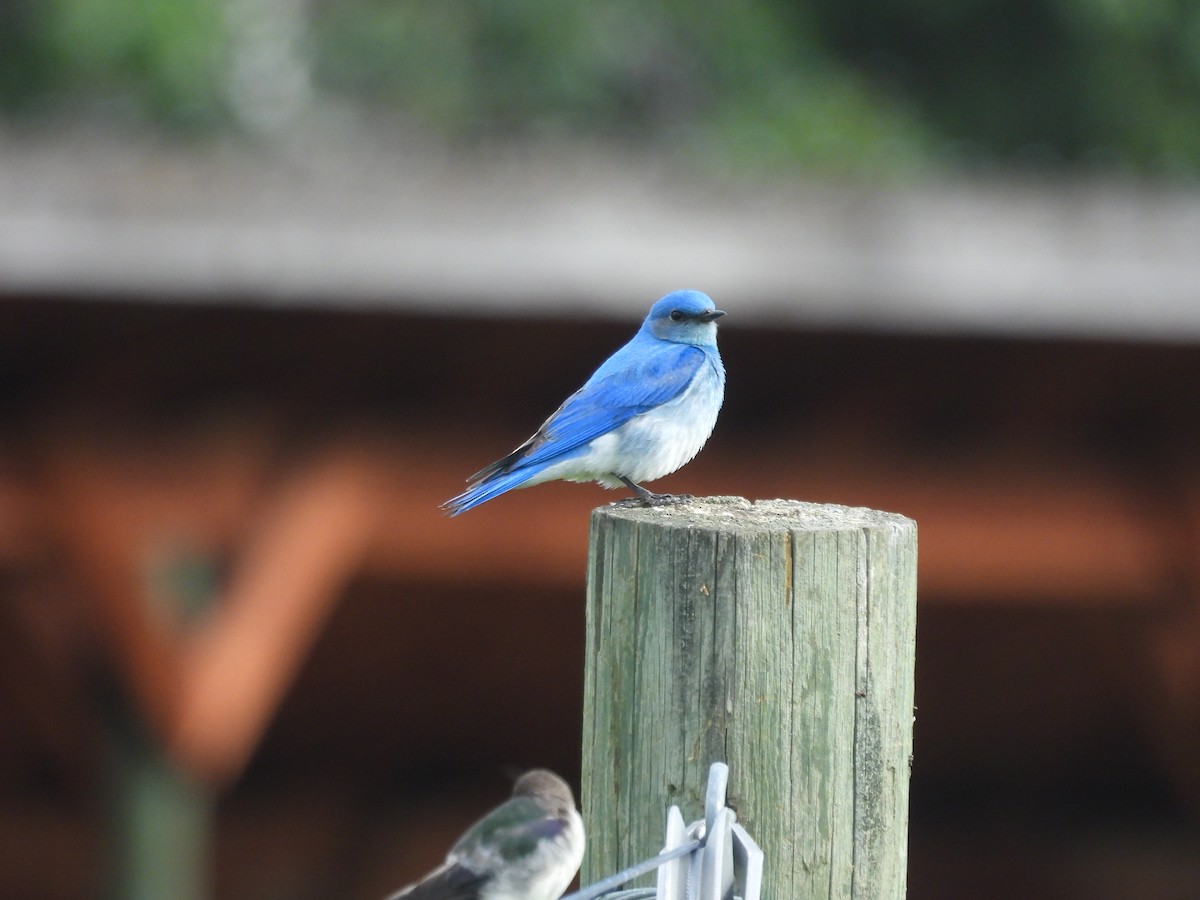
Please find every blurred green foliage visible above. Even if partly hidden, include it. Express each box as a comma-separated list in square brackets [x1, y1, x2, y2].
[312, 1, 931, 175]
[3, 0, 226, 126]
[3, 0, 1200, 176]
[804, 0, 1200, 175]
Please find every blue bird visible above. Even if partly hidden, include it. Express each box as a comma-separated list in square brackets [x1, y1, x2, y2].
[385, 769, 585, 900]
[443, 290, 726, 516]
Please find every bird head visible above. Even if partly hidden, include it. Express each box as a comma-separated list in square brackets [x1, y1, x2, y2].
[512, 769, 577, 813]
[643, 290, 725, 346]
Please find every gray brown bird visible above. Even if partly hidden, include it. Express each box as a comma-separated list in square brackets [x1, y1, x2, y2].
[386, 769, 585, 900]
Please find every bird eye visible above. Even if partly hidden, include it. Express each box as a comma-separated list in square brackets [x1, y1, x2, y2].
[669, 310, 684, 322]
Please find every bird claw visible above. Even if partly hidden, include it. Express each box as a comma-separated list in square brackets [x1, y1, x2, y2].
[614, 492, 694, 509]
[648, 492, 693, 506]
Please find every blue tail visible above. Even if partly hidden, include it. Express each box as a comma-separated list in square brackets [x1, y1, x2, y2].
[442, 467, 540, 516]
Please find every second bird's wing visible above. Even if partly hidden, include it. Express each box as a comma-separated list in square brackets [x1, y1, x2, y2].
[446, 795, 573, 880]
[469, 342, 706, 481]
[384, 794, 564, 900]
[385, 862, 488, 900]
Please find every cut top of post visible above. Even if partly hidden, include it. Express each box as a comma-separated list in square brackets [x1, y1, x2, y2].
[594, 495, 915, 534]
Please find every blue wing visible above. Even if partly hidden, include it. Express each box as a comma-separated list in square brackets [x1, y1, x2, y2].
[521, 341, 706, 470]
[442, 340, 706, 514]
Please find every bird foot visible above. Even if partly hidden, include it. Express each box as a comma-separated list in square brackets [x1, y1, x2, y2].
[613, 476, 696, 509]
[614, 492, 694, 509]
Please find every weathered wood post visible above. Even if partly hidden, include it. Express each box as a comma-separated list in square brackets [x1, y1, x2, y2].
[582, 497, 917, 899]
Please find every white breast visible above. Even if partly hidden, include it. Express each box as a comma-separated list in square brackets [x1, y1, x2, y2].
[484, 808, 585, 900]
[612, 361, 724, 484]
[520, 356, 725, 490]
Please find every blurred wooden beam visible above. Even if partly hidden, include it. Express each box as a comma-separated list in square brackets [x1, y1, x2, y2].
[14, 427, 1191, 789]
[171, 450, 380, 782]
[42, 443, 380, 787]
[3, 132, 1200, 342]
[361, 444, 1173, 605]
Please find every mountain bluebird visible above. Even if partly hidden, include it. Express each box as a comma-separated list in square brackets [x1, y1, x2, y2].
[385, 769, 585, 900]
[443, 290, 726, 516]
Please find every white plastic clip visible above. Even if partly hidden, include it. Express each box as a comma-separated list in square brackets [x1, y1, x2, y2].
[562, 762, 762, 900]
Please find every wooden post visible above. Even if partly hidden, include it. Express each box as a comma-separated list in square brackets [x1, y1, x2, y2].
[581, 497, 917, 899]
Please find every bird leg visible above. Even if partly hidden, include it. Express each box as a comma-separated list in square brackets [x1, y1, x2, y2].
[615, 475, 694, 507]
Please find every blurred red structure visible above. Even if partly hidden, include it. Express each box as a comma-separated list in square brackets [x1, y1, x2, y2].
[1, 297, 1199, 898]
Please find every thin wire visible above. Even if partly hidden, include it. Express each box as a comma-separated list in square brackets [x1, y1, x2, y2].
[560, 838, 705, 900]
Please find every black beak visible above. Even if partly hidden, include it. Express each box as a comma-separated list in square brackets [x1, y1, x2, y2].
[699, 309, 726, 322]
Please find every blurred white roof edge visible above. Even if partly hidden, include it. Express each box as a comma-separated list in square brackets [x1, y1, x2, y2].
[2, 127, 1199, 343]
